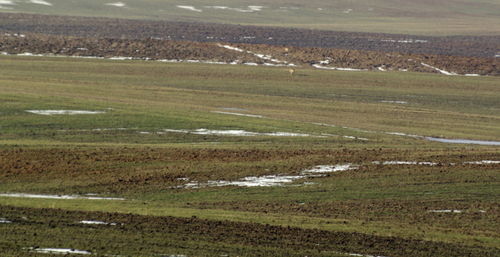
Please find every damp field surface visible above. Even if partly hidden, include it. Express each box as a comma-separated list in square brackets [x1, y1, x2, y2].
[0, 55, 499, 256]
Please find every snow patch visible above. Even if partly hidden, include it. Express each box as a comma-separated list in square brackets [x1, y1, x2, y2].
[312, 64, 367, 71]
[183, 164, 357, 188]
[0, 218, 12, 223]
[80, 220, 118, 225]
[0, 0, 14, 5]
[29, 0, 52, 6]
[463, 160, 500, 164]
[108, 56, 134, 60]
[28, 248, 91, 255]
[421, 63, 458, 76]
[185, 175, 306, 188]
[205, 5, 264, 13]
[382, 39, 428, 43]
[163, 128, 317, 137]
[177, 5, 202, 12]
[373, 161, 438, 166]
[26, 110, 105, 115]
[218, 44, 290, 65]
[380, 100, 407, 104]
[0, 193, 125, 200]
[105, 2, 126, 7]
[384, 132, 421, 138]
[17, 52, 44, 57]
[428, 210, 463, 213]
[302, 164, 358, 174]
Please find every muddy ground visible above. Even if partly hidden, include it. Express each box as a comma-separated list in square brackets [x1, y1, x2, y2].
[0, 13, 498, 59]
[1, 33, 498, 75]
[0, 205, 498, 256]
[1, 146, 498, 192]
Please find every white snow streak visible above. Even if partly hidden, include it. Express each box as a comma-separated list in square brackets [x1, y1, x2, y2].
[29, 0, 52, 6]
[177, 5, 202, 12]
[26, 110, 105, 115]
[421, 63, 457, 76]
[105, 2, 125, 7]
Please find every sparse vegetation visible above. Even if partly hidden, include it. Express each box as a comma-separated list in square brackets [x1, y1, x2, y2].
[0, 55, 499, 256]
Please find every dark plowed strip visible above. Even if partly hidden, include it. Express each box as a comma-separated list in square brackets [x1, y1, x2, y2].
[0, 205, 498, 257]
[0, 13, 498, 58]
[1, 33, 498, 75]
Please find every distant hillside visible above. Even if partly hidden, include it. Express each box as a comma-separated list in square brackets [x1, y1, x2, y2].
[0, 0, 499, 35]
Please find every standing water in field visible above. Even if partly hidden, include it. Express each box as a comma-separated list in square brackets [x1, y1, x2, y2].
[424, 137, 500, 146]
[182, 164, 358, 188]
[26, 110, 105, 115]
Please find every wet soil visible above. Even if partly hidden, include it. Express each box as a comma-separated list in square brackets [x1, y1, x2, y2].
[0, 205, 498, 256]
[1, 33, 498, 75]
[1, 147, 498, 193]
[194, 198, 500, 235]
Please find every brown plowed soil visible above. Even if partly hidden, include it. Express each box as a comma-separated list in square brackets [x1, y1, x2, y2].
[194, 198, 500, 234]
[1, 205, 498, 257]
[1, 147, 499, 193]
[0, 13, 498, 59]
[1, 33, 498, 75]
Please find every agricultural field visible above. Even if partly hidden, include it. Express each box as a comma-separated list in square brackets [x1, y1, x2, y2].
[0, 0, 499, 35]
[0, 55, 499, 256]
[1, 13, 499, 59]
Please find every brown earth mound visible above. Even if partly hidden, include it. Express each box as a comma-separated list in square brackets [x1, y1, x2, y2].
[1, 33, 498, 75]
[0, 13, 498, 59]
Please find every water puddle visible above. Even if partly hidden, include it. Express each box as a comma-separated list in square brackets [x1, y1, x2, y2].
[26, 110, 105, 115]
[162, 128, 318, 137]
[302, 164, 359, 173]
[185, 175, 306, 188]
[424, 137, 500, 146]
[384, 131, 500, 146]
[182, 164, 358, 188]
